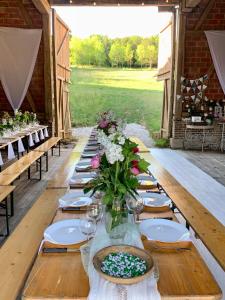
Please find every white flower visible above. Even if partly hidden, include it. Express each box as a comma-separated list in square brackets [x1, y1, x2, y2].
[118, 135, 125, 145]
[105, 143, 124, 164]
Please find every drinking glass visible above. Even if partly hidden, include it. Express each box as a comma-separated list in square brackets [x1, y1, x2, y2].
[87, 203, 103, 223]
[126, 195, 144, 222]
[79, 219, 96, 241]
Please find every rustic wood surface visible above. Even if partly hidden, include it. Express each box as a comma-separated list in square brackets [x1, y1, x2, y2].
[22, 207, 222, 300]
[0, 188, 67, 300]
[33, 137, 61, 152]
[0, 185, 15, 202]
[141, 152, 225, 272]
[22, 136, 222, 300]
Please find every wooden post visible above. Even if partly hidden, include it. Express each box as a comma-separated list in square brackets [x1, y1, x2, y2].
[168, 9, 177, 138]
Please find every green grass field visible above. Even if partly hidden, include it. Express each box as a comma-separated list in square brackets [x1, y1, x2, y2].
[70, 67, 163, 132]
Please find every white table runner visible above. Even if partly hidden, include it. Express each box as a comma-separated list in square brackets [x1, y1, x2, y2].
[81, 223, 160, 300]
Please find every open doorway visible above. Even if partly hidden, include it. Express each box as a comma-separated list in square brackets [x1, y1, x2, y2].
[53, 5, 174, 146]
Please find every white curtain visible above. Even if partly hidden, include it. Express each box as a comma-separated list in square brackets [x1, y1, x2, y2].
[0, 27, 42, 110]
[205, 31, 225, 95]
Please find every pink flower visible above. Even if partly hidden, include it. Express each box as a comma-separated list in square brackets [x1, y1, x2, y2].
[91, 155, 100, 169]
[132, 147, 139, 153]
[131, 167, 140, 176]
[99, 120, 108, 128]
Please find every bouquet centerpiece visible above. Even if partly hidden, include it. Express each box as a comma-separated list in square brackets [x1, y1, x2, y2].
[85, 112, 150, 236]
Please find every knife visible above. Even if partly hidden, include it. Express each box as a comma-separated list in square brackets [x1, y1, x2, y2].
[43, 247, 80, 253]
[62, 207, 87, 212]
[138, 217, 173, 222]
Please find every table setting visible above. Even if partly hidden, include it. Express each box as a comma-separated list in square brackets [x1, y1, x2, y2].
[23, 111, 222, 300]
[0, 110, 48, 165]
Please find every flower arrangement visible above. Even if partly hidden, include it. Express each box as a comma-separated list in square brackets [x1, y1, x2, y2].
[97, 111, 125, 136]
[85, 124, 149, 208]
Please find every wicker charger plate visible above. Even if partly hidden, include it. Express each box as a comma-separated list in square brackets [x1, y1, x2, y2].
[93, 245, 154, 285]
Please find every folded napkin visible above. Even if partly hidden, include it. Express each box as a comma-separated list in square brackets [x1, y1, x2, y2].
[34, 131, 40, 143]
[7, 142, 15, 160]
[40, 129, 45, 140]
[28, 134, 34, 147]
[81, 224, 160, 300]
[0, 151, 3, 166]
[18, 138, 25, 153]
[44, 127, 49, 138]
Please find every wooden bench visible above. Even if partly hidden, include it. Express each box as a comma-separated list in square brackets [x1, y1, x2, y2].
[141, 151, 225, 272]
[0, 151, 45, 217]
[0, 188, 67, 300]
[33, 137, 61, 172]
[47, 136, 88, 189]
[0, 186, 15, 236]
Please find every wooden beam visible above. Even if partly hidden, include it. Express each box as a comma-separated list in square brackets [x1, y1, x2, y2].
[31, 0, 51, 14]
[194, 0, 216, 30]
[57, 30, 69, 56]
[50, 0, 179, 5]
[26, 90, 36, 112]
[16, 0, 33, 27]
[185, 0, 201, 8]
[42, 13, 54, 124]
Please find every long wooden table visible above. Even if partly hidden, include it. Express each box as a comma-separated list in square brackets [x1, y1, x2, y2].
[22, 136, 222, 300]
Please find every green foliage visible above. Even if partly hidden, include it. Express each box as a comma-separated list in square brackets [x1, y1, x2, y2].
[155, 138, 169, 148]
[70, 34, 159, 68]
[70, 67, 163, 133]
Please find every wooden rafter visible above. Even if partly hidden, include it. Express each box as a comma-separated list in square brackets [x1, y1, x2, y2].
[16, 0, 33, 27]
[31, 0, 51, 14]
[50, 0, 179, 6]
[194, 0, 216, 30]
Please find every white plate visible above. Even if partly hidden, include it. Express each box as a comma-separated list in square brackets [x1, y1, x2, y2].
[69, 177, 92, 185]
[82, 152, 97, 158]
[44, 219, 87, 245]
[59, 195, 92, 208]
[140, 192, 171, 207]
[139, 219, 190, 243]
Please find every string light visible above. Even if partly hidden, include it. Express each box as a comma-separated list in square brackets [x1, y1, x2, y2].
[141, 2, 145, 5]
[69, 0, 73, 3]
[93, 2, 96, 5]
[117, 3, 120, 6]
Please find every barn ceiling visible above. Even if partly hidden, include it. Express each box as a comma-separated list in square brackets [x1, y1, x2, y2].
[49, 0, 179, 6]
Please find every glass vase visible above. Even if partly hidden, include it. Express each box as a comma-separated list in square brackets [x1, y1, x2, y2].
[104, 198, 128, 240]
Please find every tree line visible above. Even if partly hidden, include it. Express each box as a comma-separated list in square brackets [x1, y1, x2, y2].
[70, 35, 158, 68]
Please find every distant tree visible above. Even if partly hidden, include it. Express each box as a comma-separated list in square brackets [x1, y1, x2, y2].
[109, 42, 125, 67]
[125, 44, 134, 68]
[136, 43, 147, 68]
[148, 45, 158, 68]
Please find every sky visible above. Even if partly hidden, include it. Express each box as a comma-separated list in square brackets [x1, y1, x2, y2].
[53, 6, 171, 38]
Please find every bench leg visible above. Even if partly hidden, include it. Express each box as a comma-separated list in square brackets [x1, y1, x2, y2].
[5, 198, 10, 236]
[28, 167, 31, 180]
[58, 140, 61, 156]
[45, 152, 48, 172]
[51, 147, 54, 156]
[10, 192, 14, 217]
[39, 156, 42, 180]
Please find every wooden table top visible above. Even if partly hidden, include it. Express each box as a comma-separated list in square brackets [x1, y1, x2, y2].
[22, 202, 222, 300]
[141, 152, 225, 272]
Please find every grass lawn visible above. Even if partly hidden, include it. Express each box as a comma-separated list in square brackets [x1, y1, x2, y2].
[70, 67, 163, 132]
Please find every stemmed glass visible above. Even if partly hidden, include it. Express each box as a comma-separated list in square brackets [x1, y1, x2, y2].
[86, 203, 103, 224]
[126, 195, 144, 222]
[79, 219, 96, 241]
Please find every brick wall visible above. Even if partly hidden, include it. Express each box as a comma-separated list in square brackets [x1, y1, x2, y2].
[0, 0, 45, 117]
[172, 0, 225, 149]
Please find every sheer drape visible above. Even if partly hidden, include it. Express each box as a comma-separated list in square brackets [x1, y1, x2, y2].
[0, 27, 42, 110]
[205, 31, 225, 95]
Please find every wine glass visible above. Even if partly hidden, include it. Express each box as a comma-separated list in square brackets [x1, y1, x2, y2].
[87, 203, 103, 224]
[126, 195, 144, 222]
[79, 219, 96, 241]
